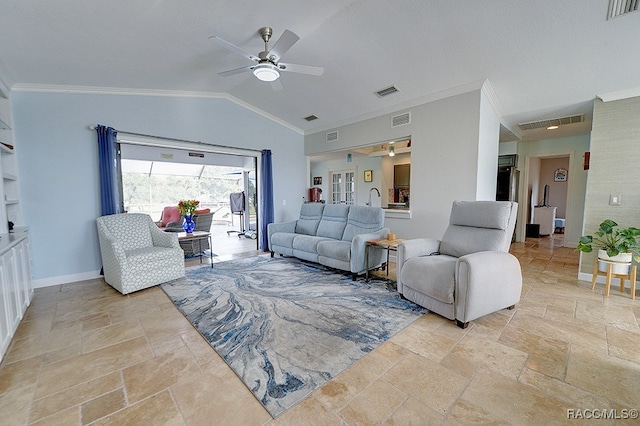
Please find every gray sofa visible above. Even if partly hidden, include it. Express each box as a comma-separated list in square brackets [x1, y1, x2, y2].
[268, 203, 389, 279]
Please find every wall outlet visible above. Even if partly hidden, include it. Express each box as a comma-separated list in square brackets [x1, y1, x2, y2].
[609, 194, 621, 206]
[282, 199, 286, 206]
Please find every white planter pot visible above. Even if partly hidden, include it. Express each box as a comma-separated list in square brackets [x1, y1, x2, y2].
[597, 249, 632, 263]
[597, 249, 632, 274]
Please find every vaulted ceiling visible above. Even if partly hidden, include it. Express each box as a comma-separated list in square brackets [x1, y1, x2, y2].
[1, 1, 639, 140]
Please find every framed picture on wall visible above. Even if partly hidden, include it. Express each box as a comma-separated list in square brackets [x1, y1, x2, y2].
[313, 176, 322, 185]
[554, 168, 567, 182]
[364, 170, 372, 182]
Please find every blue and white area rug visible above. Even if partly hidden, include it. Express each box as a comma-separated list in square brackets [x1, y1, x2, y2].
[161, 256, 426, 417]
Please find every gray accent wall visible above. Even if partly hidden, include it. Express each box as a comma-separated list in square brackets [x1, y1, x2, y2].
[305, 86, 501, 241]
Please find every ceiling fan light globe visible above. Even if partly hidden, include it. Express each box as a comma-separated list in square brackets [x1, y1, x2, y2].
[253, 63, 280, 82]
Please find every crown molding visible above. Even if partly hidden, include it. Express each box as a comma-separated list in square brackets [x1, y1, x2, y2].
[10, 83, 304, 135]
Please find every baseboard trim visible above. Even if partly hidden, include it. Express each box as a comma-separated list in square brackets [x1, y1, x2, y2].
[33, 270, 102, 288]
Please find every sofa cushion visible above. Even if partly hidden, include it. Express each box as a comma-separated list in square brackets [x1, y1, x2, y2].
[400, 255, 457, 304]
[292, 234, 332, 254]
[295, 203, 325, 235]
[270, 232, 297, 249]
[342, 206, 385, 241]
[316, 204, 350, 239]
[316, 240, 351, 262]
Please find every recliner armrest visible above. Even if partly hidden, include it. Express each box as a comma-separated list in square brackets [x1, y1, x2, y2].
[396, 238, 441, 293]
[397, 238, 441, 264]
[455, 251, 522, 324]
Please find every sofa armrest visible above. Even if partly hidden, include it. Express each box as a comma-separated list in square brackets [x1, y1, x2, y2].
[350, 228, 390, 274]
[455, 251, 522, 324]
[396, 238, 441, 293]
[267, 220, 297, 250]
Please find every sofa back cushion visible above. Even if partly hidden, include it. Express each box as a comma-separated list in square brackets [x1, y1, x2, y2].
[342, 206, 385, 241]
[295, 203, 325, 235]
[316, 204, 350, 239]
[440, 201, 517, 257]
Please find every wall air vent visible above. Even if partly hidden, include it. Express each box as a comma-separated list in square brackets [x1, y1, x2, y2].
[608, 0, 639, 19]
[375, 85, 399, 98]
[518, 114, 584, 131]
[391, 112, 411, 128]
[304, 115, 319, 122]
[326, 131, 339, 143]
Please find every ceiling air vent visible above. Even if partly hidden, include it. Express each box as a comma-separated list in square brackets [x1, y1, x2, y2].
[518, 114, 584, 131]
[391, 112, 411, 128]
[608, 0, 639, 19]
[326, 131, 339, 143]
[304, 115, 319, 122]
[375, 85, 399, 98]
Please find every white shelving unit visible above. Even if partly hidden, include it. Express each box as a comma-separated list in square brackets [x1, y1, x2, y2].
[0, 89, 32, 362]
[0, 94, 22, 233]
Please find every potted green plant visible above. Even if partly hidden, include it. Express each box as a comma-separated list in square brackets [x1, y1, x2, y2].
[576, 219, 640, 272]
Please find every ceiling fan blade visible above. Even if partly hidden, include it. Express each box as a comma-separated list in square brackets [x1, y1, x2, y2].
[278, 62, 324, 76]
[209, 36, 259, 62]
[267, 30, 299, 62]
[218, 65, 254, 77]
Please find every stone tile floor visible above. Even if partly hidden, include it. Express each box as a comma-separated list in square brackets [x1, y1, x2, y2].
[1, 235, 639, 425]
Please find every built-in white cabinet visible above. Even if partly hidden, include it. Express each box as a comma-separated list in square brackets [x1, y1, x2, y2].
[0, 231, 33, 362]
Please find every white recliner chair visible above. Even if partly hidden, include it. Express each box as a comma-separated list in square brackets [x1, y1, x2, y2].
[397, 201, 522, 328]
[96, 213, 185, 294]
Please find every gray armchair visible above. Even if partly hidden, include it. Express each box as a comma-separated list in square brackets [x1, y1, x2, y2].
[96, 213, 185, 294]
[397, 201, 521, 328]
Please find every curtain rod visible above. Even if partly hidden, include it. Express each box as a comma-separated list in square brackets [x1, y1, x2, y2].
[88, 125, 263, 153]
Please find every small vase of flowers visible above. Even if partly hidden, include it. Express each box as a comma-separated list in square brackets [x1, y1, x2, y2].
[178, 199, 200, 233]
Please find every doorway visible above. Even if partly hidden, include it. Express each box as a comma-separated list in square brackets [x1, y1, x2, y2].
[521, 154, 571, 242]
[119, 143, 259, 256]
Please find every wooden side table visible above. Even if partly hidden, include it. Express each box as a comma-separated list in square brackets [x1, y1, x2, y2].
[591, 259, 636, 299]
[365, 238, 405, 282]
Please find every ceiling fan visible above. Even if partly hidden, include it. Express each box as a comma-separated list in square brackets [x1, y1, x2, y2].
[210, 27, 324, 83]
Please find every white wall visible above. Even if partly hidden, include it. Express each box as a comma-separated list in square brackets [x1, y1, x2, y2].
[12, 91, 305, 285]
[305, 87, 499, 240]
[476, 90, 500, 200]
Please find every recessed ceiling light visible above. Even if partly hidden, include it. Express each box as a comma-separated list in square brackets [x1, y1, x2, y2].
[547, 125, 559, 130]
